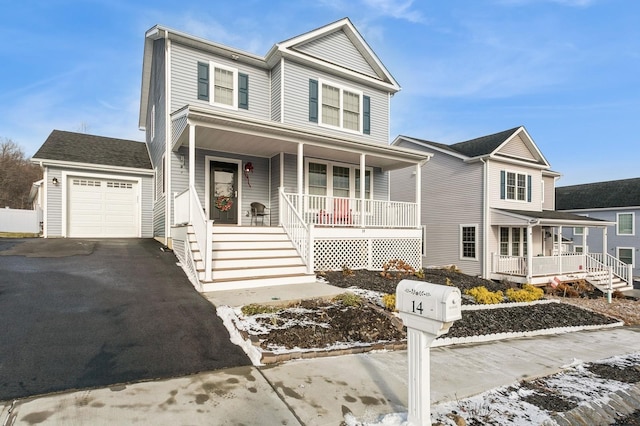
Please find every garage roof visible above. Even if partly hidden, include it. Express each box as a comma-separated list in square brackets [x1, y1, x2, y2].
[33, 130, 152, 170]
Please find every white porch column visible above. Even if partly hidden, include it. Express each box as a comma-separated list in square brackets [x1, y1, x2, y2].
[583, 227, 588, 253]
[360, 153, 366, 227]
[297, 143, 304, 195]
[297, 143, 304, 215]
[602, 227, 608, 258]
[558, 226, 563, 275]
[415, 162, 422, 229]
[526, 225, 533, 282]
[188, 123, 196, 189]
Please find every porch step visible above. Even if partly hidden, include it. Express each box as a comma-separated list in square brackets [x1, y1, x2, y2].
[188, 225, 316, 291]
[586, 272, 634, 293]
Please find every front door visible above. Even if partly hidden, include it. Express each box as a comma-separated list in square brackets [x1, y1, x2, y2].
[210, 161, 238, 224]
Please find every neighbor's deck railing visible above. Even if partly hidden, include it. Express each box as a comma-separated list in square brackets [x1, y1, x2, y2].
[493, 252, 631, 286]
[282, 192, 419, 228]
[586, 252, 632, 285]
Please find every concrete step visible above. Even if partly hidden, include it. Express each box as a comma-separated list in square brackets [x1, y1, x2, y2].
[208, 264, 309, 281]
[201, 273, 318, 292]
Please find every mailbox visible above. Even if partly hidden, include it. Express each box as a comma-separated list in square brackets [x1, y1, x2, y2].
[396, 280, 462, 336]
[396, 280, 463, 426]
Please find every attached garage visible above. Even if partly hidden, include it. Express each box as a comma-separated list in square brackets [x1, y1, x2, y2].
[67, 176, 140, 238]
[31, 130, 154, 239]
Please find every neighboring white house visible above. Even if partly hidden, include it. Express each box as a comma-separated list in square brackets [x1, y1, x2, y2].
[135, 18, 430, 290]
[390, 126, 633, 292]
[556, 178, 640, 279]
[31, 130, 154, 239]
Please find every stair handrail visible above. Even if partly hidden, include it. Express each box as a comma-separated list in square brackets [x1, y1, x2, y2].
[279, 188, 313, 273]
[188, 185, 213, 281]
[585, 252, 630, 286]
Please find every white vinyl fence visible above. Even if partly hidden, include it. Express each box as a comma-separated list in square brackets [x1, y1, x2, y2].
[0, 207, 42, 233]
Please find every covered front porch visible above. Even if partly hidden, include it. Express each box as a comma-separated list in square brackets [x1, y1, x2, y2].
[489, 209, 632, 291]
[169, 106, 430, 288]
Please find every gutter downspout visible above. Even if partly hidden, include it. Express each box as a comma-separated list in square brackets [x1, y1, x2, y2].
[165, 31, 173, 246]
[480, 158, 489, 279]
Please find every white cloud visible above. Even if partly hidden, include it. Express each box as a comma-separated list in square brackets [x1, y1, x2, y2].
[497, 0, 596, 6]
[360, 0, 424, 23]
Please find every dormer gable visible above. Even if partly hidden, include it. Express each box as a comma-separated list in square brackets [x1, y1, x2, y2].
[266, 18, 400, 93]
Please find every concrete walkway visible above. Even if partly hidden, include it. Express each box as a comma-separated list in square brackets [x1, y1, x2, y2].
[3, 326, 640, 425]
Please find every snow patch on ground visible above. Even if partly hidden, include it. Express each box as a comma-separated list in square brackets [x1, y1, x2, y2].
[343, 352, 640, 426]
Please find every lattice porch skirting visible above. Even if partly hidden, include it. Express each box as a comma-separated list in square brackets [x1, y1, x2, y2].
[314, 237, 422, 271]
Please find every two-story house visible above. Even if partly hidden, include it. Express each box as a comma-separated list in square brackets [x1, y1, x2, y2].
[390, 127, 632, 292]
[137, 18, 430, 291]
[556, 178, 640, 280]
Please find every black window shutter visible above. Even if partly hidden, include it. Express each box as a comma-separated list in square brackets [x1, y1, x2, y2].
[363, 95, 371, 134]
[500, 170, 506, 200]
[527, 175, 532, 202]
[238, 73, 249, 109]
[309, 79, 318, 123]
[197, 62, 209, 101]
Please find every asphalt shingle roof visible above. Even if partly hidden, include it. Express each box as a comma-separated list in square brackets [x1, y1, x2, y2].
[447, 127, 521, 157]
[400, 126, 522, 158]
[556, 178, 640, 210]
[499, 209, 609, 223]
[33, 130, 152, 170]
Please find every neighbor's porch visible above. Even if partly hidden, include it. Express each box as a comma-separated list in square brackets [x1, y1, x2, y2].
[488, 209, 631, 289]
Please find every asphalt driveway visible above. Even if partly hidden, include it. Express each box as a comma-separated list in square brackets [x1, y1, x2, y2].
[0, 238, 250, 401]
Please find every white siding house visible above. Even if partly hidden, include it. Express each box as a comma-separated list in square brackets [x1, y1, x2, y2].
[139, 18, 431, 291]
[557, 178, 640, 279]
[391, 127, 633, 292]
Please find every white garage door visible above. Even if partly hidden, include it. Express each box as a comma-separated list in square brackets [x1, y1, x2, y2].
[68, 177, 139, 238]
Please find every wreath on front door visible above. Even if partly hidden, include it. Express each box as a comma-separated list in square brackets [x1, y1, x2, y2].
[215, 196, 233, 212]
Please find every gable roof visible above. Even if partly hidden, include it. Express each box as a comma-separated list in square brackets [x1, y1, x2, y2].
[140, 18, 399, 128]
[393, 126, 550, 167]
[556, 178, 640, 210]
[32, 130, 152, 170]
[269, 17, 399, 91]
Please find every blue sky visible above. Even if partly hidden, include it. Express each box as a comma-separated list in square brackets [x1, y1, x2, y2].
[1, 0, 638, 186]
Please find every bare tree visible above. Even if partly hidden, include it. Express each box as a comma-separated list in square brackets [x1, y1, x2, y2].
[0, 138, 43, 209]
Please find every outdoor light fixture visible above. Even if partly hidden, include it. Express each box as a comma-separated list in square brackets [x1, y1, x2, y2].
[52, 177, 59, 185]
[244, 162, 254, 188]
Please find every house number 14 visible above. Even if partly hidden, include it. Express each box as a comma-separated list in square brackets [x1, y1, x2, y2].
[411, 300, 423, 315]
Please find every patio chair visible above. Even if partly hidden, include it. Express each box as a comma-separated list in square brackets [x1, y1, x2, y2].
[250, 202, 269, 226]
[333, 198, 352, 225]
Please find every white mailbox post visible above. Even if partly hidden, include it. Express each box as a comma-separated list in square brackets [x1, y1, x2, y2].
[396, 280, 462, 426]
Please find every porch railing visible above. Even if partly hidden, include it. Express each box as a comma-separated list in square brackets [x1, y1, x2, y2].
[174, 186, 213, 281]
[585, 252, 632, 285]
[279, 188, 313, 273]
[281, 192, 419, 228]
[493, 252, 631, 286]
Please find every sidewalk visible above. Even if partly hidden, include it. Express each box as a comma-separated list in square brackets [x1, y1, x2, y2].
[3, 326, 640, 425]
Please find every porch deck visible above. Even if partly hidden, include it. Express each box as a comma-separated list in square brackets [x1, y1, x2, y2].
[491, 252, 633, 292]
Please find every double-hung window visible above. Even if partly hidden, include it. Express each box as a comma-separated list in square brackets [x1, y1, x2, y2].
[617, 247, 634, 266]
[321, 81, 362, 132]
[460, 225, 477, 260]
[309, 79, 369, 134]
[500, 170, 532, 202]
[499, 227, 528, 257]
[197, 61, 248, 110]
[617, 212, 634, 235]
[306, 160, 372, 200]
